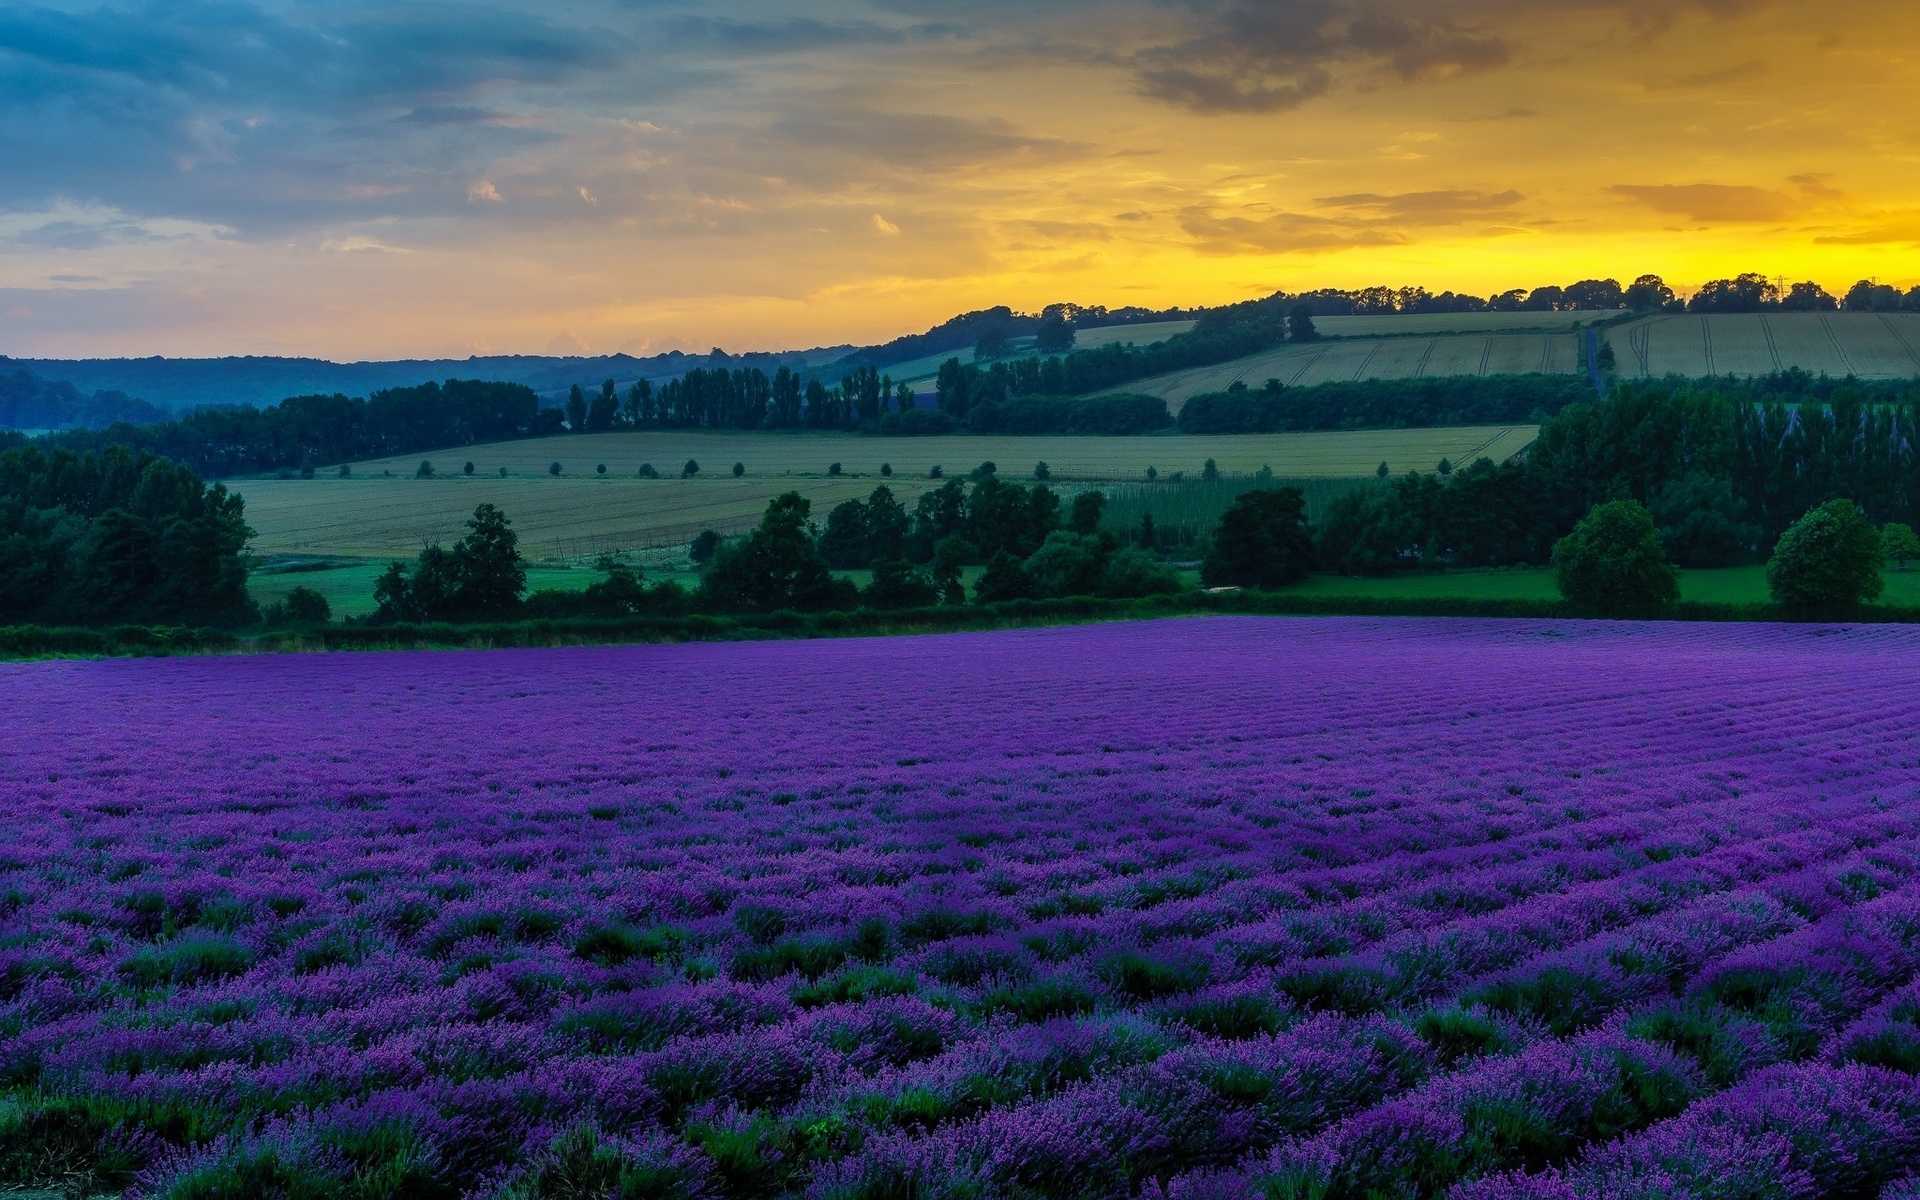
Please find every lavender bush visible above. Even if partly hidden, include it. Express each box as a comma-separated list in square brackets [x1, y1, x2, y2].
[4, 617, 1920, 1198]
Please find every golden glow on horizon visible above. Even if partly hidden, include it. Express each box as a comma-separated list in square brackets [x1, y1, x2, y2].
[3, 0, 1919, 359]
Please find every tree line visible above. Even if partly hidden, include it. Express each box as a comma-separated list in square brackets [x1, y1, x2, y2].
[41, 379, 544, 479]
[1314, 372, 1920, 576]
[0, 444, 254, 626]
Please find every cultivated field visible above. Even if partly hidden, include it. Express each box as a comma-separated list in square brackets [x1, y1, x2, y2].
[1311, 311, 1602, 336]
[9, 619, 1920, 1198]
[879, 320, 1200, 387]
[1609, 312, 1920, 380]
[234, 426, 1537, 558]
[1110, 333, 1583, 408]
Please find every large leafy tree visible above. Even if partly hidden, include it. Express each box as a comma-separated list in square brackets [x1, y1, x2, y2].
[1767, 499, 1886, 617]
[1200, 488, 1314, 589]
[698, 492, 856, 613]
[1551, 499, 1679, 618]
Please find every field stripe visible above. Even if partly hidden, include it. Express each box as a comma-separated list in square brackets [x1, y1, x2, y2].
[1476, 338, 1492, 376]
[1285, 346, 1331, 386]
[1758, 315, 1784, 372]
[1700, 316, 1717, 376]
[1414, 338, 1437, 378]
[1821, 314, 1860, 376]
[1351, 341, 1383, 381]
[1881, 314, 1920, 374]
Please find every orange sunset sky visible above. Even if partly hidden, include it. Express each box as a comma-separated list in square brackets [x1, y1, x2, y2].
[2, 0, 1918, 360]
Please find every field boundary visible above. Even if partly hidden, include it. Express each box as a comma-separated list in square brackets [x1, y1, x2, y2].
[10, 593, 1920, 660]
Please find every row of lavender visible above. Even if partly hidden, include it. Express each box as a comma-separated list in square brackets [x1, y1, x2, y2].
[3, 619, 1920, 1198]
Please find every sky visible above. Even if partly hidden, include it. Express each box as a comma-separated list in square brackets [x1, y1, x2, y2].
[3, 0, 1919, 361]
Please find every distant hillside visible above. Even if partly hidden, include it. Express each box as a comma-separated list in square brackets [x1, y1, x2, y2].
[0, 361, 168, 430]
[9, 349, 849, 415]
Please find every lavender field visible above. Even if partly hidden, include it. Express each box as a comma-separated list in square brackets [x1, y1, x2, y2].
[7, 618, 1920, 1199]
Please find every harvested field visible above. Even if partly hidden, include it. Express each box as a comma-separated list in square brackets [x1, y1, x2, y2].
[234, 426, 1536, 558]
[1609, 313, 1920, 380]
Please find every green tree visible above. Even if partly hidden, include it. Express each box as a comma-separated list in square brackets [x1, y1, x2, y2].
[463, 461, 475, 476]
[1551, 500, 1678, 618]
[863, 559, 937, 609]
[1200, 488, 1314, 589]
[373, 504, 524, 622]
[416, 460, 434, 478]
[1023, 531, 1105, 598]
[974, 550, 1034, 603]
[1288, 303, 1318, 343]
[682, 459, 700, 478]
[974, 328, 1011, 361]
[698, 492, 855, 612]
[1201, 458, 1220, 482]
[586, 379, 620, 431]
[1767, 499, 1886, 616]
[1100, 548, 1182, 598]
[929, 536, 973, 604]
[732, 462, 745, 478]
[1069, 490, 1107, 536]
[452, 503, 526, 616]
[1885, 524, 1920, 571]
[1034, 461, 1051, 481]
[1649, 473, 1757, 567]
[689, 530, 720, 565]
[283, 586, 330, 624]
[1035, 312, 1075, 354]
[565, 384, 588, 432]
[817, 496, 872, 569]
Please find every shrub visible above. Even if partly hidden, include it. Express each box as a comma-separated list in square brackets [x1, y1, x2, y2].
[689, 530, 720, 565]
[1767, 499, 1886, 617]
[682, 459, 700, 478]
[1100, 549, 1182, 598]
[283, 587, 330, 625]
[1034, 461, 1050, 481]
[1551, 500, 1679, 618]
[732, 462, 744, 478]
[463, 461, 475, 476]
[596, 464, 606, 476]
[416, 460, 434, 479]
[880, 463, 892, 477]
[828, 462, 842, 477]
[548, 462, 561, 477]
[638, 463, 659, 479]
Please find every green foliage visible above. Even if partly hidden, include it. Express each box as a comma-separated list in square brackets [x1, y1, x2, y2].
[1884, 523, 1920, 570]
[863, 559, 937, 610]
[973, 550, 1034, 603]
[374, 503, 526, 623]
[698, 493, 857, 613]
[1767, 499, 1886, 616]
[498, 1125, 708, 1200]
[1178, 374, 1585, 434]
[118, 936, 254, 987]
[1022, 532, 1106, 599]
[42, 379, 539, 479]
[1287, 303, 1317, 343]
[1649, 472, 1759, 567]
[0, 444, 254, 626]
[1551, 500, 1680, 618]
[1035, 312, 1075, 354]
[280, 586, 330, 625]
[1201, 488, 1314, 589]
